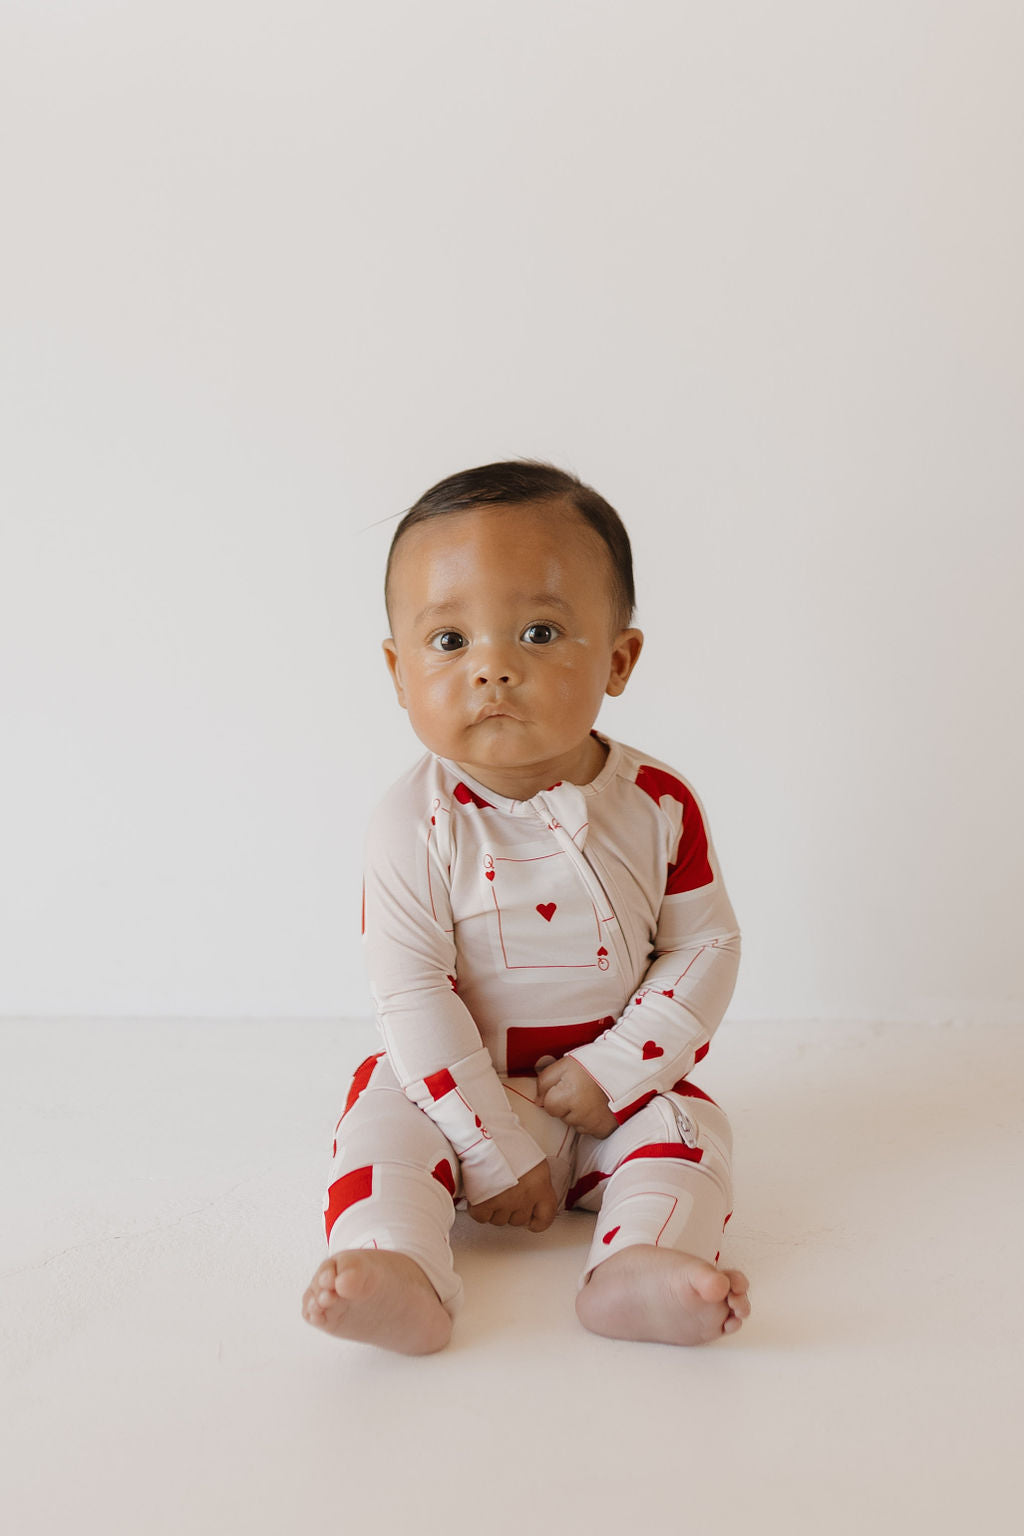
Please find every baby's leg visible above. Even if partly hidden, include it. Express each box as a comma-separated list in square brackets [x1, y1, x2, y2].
[570, 1084, 750, 1345]
[301, 1054, 459, 1354]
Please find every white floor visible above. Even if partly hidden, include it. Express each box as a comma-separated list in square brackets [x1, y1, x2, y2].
[2, 1016, 1022, 1535]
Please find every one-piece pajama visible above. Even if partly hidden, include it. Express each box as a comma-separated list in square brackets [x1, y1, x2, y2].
[324, 734, 741, 1317]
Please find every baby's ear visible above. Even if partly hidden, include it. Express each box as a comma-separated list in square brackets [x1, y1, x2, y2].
[382, 639, 407, 707]
[605, 629, 644, 696]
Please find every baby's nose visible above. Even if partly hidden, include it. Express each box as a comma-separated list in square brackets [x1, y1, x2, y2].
[473, 645, 520, 686]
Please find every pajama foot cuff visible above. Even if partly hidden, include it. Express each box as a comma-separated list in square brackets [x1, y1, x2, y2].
[579, 1157, 731, 1287]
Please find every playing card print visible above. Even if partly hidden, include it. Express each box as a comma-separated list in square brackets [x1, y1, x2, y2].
[482, 841, 610, 971]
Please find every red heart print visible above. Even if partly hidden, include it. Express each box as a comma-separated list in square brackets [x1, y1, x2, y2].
[662, 988, 674, 998]
[602, 1226, 620, 1245]
[485, 870, 495, 881]
[642, 1041, 664, 1060]
[597, 946, 608, 956]
[536, 902, 556, 922]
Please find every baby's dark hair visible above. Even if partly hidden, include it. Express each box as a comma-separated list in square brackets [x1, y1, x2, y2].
[385, 459, 636, 630]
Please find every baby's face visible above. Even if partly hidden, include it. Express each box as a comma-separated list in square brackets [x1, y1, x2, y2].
[383, 500, 643, 799]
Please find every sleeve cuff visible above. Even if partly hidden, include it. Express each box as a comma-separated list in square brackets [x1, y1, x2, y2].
[404, 1046, 546, 1204]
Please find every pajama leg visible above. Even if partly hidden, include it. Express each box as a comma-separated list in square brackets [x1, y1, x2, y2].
[325, 1054, 464, 1318]
[568, 1082, 733, 1284]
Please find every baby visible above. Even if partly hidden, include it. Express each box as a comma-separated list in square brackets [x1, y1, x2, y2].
[302, 460, 750, 1353]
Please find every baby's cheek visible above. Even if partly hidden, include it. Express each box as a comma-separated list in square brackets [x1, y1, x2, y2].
[549, 669, 588, 708]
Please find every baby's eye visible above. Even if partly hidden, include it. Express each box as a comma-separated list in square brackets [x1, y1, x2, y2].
[522, 623, 557, 645]
[431, 630, 466, 652]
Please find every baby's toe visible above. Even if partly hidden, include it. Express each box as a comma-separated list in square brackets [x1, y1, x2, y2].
[311, 1260, 340, 1300]
[690, 1265, 732, 1304]
[302, 1286, 327, 1325]
[724, 1270, 751, 1318]
[302, 1259, 344, 1317]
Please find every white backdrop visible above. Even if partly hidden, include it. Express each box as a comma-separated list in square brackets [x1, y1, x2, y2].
[2, 1, 1021, 1024]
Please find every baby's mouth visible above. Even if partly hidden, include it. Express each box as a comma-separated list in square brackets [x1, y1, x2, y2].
[473, 703, 522, 724]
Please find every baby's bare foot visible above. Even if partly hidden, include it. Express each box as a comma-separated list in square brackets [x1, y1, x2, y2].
[301, 1250, 452, 1355]
[577, 1245, 750, 1346]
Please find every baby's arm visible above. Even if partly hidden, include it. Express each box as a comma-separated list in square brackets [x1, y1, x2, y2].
[563, 772, 741, 1126]
[363, 783, 548, 1208]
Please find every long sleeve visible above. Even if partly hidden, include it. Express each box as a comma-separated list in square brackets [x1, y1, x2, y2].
[567, 762, 741, 1122]
[362, 776, 546, 1204]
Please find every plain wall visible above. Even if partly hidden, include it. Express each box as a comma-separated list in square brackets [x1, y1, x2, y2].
[2, 0, 1022, 1023]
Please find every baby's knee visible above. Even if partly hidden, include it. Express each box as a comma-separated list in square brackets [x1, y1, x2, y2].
[335, 1082, 455, 1170]
[661, 1083, 732, 1162]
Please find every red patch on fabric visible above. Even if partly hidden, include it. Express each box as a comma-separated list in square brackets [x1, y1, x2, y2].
[602, 1226, 620, 1245]
[670, 1078, 720, 1108]
[424, 1067, 457, 1101]
[431, 1159, 456, 1197]
[454, 781, 493, 809]
[613, 1089, 657, 1124]
[642, 1040, 664, 1060]
[634, 764, 713, 893]
[566, 1169, 609, 1208]
[506, 1017, 614, 1076]
[536, 902, 557, 922]
[446, 973, 458, 993]
[597, 946, 608, 956]
[342, 1052, 386, 1118]
[724, 1211, 733, 1228]
[485, 869, 495, 881]
[694, 1042, 709, 1064]
[619, 1142, 704, 1167]
[324, 1165, 373, 1244]
[662, 988, 674, 998]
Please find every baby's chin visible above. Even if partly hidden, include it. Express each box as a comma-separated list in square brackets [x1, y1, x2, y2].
[453, 739, 606, 799]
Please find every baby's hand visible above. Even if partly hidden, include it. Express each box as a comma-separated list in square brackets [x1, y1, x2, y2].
[536, 1057, 617, 1138]
[467, 1158, 557, 1232]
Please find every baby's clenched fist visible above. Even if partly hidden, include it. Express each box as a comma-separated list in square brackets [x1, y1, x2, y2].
[536, 1057, 617, 1138]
